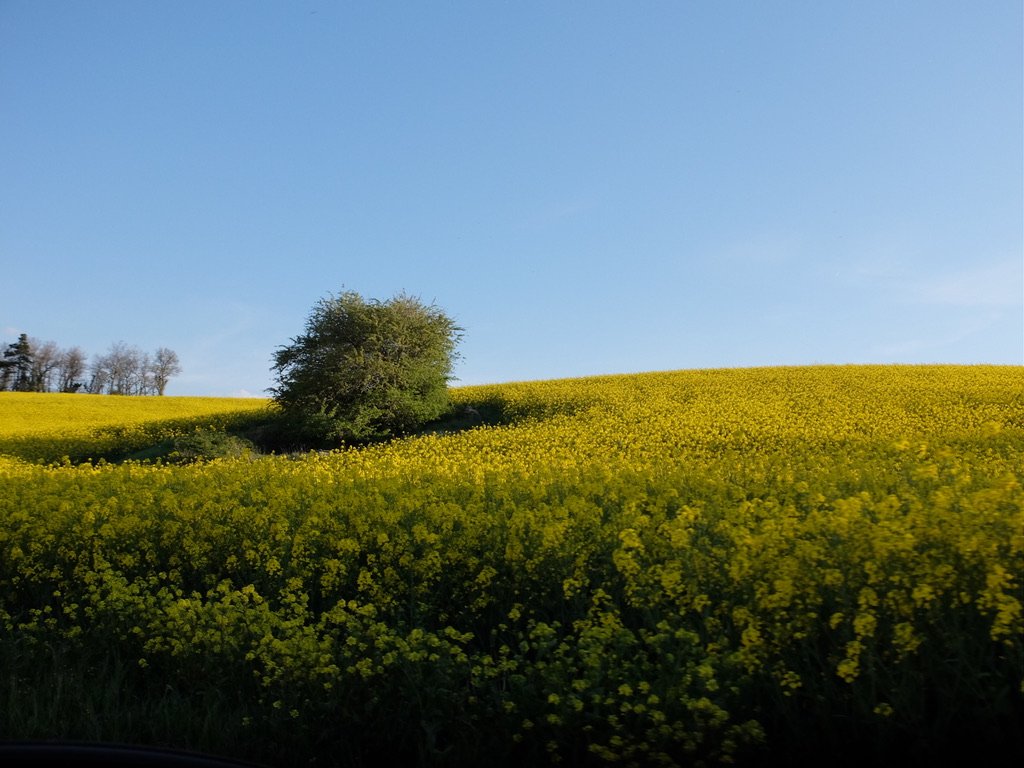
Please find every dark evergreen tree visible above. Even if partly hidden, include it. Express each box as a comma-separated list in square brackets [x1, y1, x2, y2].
[1, 334, 33, 391]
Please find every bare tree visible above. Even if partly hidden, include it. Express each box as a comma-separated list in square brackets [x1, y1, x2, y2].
[149, 347, 181, 396]
[86, 352, 111, 394]
[101, 342, 143, 395]
[28, 339, 61, 392]
[57, 347, 86, 392]
[87, 343, 137, 395]
[134, 349, 153, 394]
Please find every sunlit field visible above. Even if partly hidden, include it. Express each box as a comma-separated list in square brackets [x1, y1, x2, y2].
[0, 392, 270, 462]
[1, 365, 1021, 766]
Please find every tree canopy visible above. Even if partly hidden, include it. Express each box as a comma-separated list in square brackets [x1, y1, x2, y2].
[270, 291, 462, 445]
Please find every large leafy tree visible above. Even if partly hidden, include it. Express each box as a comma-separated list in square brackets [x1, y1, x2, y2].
[270, 291, 462, 444]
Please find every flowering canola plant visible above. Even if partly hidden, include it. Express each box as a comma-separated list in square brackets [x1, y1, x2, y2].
[0, 365, 1021, 766]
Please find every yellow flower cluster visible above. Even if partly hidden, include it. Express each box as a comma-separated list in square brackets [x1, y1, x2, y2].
[0, 364, 1021, 765]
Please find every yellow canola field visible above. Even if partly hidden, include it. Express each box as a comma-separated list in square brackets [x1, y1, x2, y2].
[0, 391, 270, 461]
[0, 365, 1021, 766]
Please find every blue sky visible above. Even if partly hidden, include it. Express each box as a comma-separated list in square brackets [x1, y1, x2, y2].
[2, 1, 1021, 397]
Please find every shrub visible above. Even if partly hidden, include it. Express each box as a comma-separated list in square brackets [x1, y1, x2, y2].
[270, 291, 462, 445]
[169, 429, 255, 463]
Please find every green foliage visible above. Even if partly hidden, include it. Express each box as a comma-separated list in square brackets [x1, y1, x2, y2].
[270, 291, 462, 445]
[169, 428, 255, 463]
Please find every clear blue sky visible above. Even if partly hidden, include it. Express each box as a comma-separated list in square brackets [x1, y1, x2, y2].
[2, 1, 1021, 397]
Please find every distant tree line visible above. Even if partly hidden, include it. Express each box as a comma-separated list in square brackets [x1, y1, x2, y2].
[0, 334, 181, 395]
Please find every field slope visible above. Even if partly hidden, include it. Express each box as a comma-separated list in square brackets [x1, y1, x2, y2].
[1, 365, 1021, 766]
[0, 391, 270, 461]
